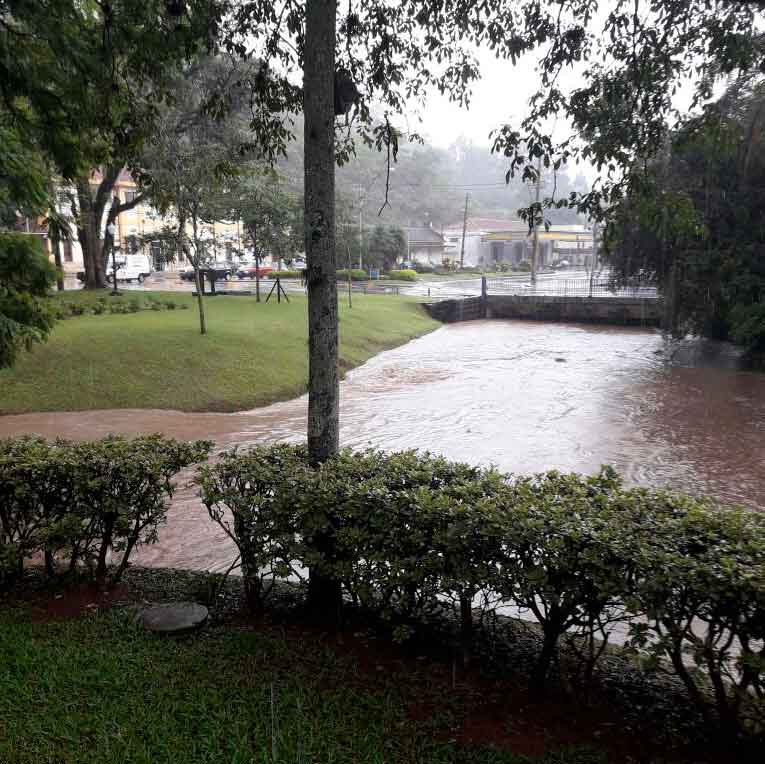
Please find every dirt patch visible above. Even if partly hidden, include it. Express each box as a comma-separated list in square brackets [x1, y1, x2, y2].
[243, 616, 709, 763]
[2, 574, 133, 623]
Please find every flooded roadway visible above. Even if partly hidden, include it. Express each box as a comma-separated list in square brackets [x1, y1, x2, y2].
[1, 320, 763, 572]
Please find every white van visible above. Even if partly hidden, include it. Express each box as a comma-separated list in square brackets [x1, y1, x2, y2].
[107, 254, 152, 284]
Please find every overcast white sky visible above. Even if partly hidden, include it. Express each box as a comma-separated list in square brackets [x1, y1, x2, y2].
[417, 50, 548, 150]
[409, 11, 719, 183]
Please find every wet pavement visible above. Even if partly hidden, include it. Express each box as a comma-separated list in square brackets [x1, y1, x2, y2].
[1, 320, 763, 571]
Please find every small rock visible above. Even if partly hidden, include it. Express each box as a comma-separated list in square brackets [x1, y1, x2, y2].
[136, 602, 208, 635]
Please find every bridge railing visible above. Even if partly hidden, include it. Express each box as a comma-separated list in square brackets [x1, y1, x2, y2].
[485, 277, 659, 299]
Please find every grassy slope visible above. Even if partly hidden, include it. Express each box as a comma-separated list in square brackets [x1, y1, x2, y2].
[0, 610, 605, 764]
[0, 291, 439, 414]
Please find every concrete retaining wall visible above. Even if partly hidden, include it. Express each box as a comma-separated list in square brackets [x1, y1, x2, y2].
[423, 295, 662, 327]
[422, 297, 484, 323]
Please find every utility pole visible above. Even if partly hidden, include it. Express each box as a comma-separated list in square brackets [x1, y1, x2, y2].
[530, 158, 541, 285]
[588, 221, 599, 298]
[459, 193, 469, 269]
[358, 205, 363, 270]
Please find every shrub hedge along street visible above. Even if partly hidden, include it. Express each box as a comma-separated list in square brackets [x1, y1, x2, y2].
[0, 435, 211, 588]
[2, 437, 762, 738]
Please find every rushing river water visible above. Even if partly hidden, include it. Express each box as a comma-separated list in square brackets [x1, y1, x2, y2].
[1, 319, 763, 572]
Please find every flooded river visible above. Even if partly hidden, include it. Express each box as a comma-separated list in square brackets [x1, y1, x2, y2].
[1, 320, 763, 572]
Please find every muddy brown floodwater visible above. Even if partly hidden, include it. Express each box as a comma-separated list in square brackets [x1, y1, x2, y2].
[1, 320, 763, 572]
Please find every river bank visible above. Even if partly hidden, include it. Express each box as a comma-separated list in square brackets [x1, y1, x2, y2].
[0, 291, 438, 414]
[1, 319, 763, 573]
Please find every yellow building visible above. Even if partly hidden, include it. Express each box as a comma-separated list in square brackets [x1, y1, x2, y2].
[109, 170, 247, 271]
[47, 169, 251, 276]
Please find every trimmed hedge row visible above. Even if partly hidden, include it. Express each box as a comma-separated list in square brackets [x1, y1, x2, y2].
[51, 296, 189, 320]
[197, 446, 765, 737]
[2, 437, 762, 736]
[387, 269, 418, 281]
[336, 268, 369, 281]
[268, 270, 301, 279]
[0, 435, 211, 589]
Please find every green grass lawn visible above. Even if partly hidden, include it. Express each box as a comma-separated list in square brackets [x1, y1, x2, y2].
[0, 607, 607, 764]
[0, 291, 439, 414]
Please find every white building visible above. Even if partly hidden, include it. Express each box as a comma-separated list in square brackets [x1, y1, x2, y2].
[442, 217, 529, 267]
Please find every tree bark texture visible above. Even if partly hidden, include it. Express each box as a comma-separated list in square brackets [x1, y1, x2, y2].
[304, 0, 339, 465]
[74, 166, 147, 289]
[304, 0, 342, 619]
[76, 178, 106, 289]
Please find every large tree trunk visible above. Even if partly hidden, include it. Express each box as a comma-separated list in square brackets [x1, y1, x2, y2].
[304, 0, 338, 463]
[304, 0, 341, 618]
[74, 166, 131, 290]
[76, 179, 105, 289]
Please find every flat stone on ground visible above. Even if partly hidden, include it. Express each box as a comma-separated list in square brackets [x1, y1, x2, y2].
[136, 602, 208, 635]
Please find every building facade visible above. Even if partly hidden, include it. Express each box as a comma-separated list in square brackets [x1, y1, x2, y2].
[482, 224, 594, 268]
[439, 217, 595, 269]
[442, 217, 529, 267]
[46, 169, 253, 277]
[403, 225, 445, 265]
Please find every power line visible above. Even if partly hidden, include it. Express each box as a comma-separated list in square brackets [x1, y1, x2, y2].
[388, 181, 509, 189]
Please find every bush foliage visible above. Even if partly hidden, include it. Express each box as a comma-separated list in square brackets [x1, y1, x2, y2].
[336, 268, 368, 281]
[50, 295, 188, 320]
[0, 435, 211, 588]
[268, 269, 301, 279]
[3, 437, 762, 737]
[0, 232, 57, 368]
[196, 446, 765, 737]
[388, 269, 418, 282]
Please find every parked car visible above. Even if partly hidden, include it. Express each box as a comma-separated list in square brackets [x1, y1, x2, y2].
[237, 264, 273, 279]
[179, 262, 232, 281]
[206, 262, 234, 280]
[105, 254, 151, 284]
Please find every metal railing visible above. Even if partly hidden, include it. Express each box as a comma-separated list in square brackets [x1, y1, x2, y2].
[485, 277, 659, 299]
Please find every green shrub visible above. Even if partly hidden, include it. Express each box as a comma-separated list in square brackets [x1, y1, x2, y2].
[615, 489, 765, 735]
[270, 270, 301, 279]
[730, 302, 765, 352]
[388, 269, 418, 282]
[517, 260, 532, 271]
[127, 298, 141, 313]
[336, 268, 368, 281]
[495, 468, 627, 688]
[0, 233, 56, 369]
[92, 299, 108, 315]
[191, 444, 765, 738]
[196, 444, 309, 611]
[0, 435, 211, 589]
